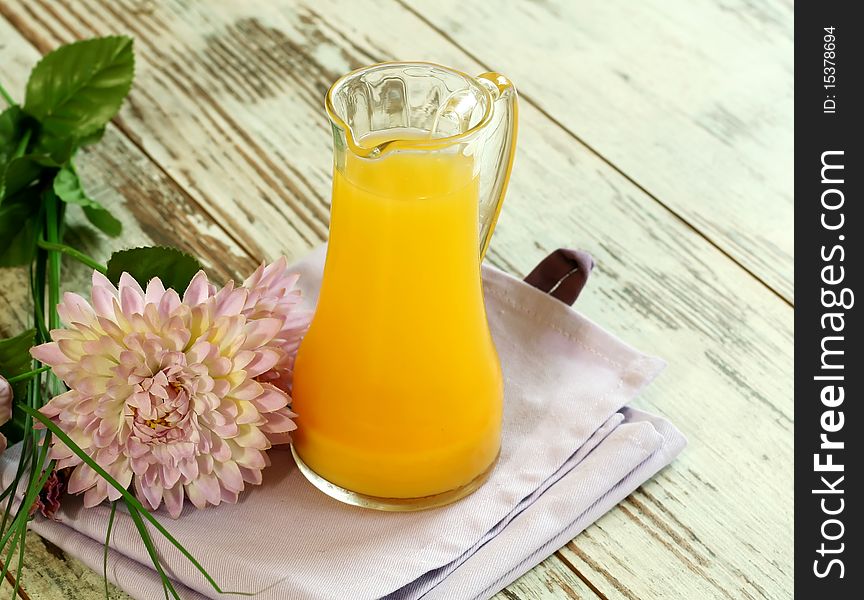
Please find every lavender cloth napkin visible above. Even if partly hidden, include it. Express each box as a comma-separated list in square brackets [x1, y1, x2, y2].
[1, 246, 685, 600]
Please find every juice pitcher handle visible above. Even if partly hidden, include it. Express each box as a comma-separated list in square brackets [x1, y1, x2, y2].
[476, 72, 519, 259]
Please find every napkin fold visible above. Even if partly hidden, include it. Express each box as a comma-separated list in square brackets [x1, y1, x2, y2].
[2, 246, 685, 600]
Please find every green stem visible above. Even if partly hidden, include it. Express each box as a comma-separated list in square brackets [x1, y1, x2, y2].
[13, 129, 31, 159]
[31, 197, 50, 345]
[126, 503, 180, 600]
[45, 194, 62, 333]
[30, 253, 50, 342]
[0, 79, 14, 107]
[12, 518, 26, 600]
[103, 501, 117, 600]
[11, 130, 32, 163]
[36, 239, 107, 274]
[6, 366, 50, 384]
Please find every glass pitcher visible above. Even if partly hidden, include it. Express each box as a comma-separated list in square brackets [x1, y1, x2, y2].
[291, 62, 518, 511]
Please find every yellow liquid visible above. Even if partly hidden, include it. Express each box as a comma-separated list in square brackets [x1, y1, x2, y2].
[292, 131, 503, 499]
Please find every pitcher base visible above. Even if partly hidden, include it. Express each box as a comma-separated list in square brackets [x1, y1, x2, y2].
[290, 445, 499, 512]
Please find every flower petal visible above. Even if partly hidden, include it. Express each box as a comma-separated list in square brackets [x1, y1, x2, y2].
[119, 272, 146, 315]
[67, 464, 100, 494]
[183, 271, 211, 306]
[83, 481, 108, 508]
[260, 409, 297, 434]
[144, 277, 167, 305]
[57, 292, 96, 327]
[162, 485, 185, 518]
[251, 384, 290, 413]
[30, 342, 68, 367]
[242, 318, 282, 350]
[214, 460, 244, 493]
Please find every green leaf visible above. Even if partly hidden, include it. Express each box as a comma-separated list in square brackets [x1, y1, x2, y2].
[0, 329, 35, 402]
[33, 134, 77, 165]
[82, 205, 122, 237]
[1, 108, 44, 201]
[1, 154, 53, 202]
[24, 36, 134, 152]
[0, 193, 40, 266]
[79, 126, 106, 147]
[0, 107, 25, 166]
[53, 164, 121, 236]
[106, 246, 203, 291]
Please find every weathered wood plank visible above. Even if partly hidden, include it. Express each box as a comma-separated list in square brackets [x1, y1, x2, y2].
[402, 0, 794, 301]
[491, 555, 602, 600]
[6, 532, 128, 600]
[0, 2, 794, 599]
[0, 13, 588, 599]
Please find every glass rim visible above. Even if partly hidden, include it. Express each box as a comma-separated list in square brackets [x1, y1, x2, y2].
[324, 61, 495, 157]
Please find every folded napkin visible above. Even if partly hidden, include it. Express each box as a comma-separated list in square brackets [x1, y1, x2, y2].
[2, 246, 685, 600]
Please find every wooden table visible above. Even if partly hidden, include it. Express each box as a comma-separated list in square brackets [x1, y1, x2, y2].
[0, 1, 792, 598]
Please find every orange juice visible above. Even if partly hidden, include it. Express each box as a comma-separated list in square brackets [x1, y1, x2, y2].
[292, 130, 503, 499]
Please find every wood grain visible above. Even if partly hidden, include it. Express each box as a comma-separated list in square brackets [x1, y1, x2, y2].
[401, 0, 795, 302]
[5, 532, 127, 600]
[0, 1, 794, 599]
[491, 555, 602, 600]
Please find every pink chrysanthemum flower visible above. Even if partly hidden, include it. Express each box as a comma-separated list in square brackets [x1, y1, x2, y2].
[31, 259, 310, 518]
